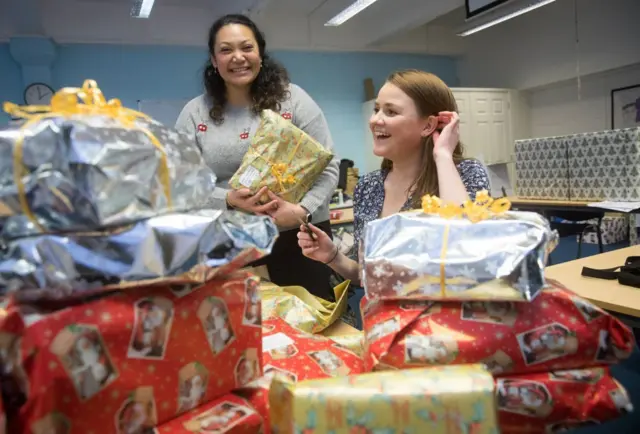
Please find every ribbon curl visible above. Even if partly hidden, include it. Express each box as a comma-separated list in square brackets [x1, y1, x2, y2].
[422, 190, 511, 221]
[270, 163, 297, 193]
[420, 190, 512, 297]
[4, 79, 172, 232]
[244, 112, 305, 198]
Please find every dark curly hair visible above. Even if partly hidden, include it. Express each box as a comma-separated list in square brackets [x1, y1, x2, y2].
[204, 14, 290, 125]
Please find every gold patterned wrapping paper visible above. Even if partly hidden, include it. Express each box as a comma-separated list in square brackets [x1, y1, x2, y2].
[269, 364, 498, 434]
[260, 280, 350, 333]
[228, 109, 333, 204]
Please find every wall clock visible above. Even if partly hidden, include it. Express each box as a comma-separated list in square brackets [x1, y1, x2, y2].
[24, 82, 55, 105]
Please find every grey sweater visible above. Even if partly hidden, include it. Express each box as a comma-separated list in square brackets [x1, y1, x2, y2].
[175, 84, 339, 227]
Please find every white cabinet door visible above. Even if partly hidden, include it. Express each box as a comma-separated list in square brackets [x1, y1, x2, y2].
[453, 91, 476, 158]
[451, 89, 511, 165]
[362, 100, 382, 174]
[488, 91, 510, 164]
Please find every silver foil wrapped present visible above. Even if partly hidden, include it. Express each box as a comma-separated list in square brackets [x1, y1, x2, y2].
[0, 210, 278, 302]
[362, 203, 557, 302]
[1, 80, 217, 240]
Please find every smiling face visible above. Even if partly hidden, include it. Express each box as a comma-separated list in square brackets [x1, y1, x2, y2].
[369, 82, 435, 161]
[211, 23, 262, 89]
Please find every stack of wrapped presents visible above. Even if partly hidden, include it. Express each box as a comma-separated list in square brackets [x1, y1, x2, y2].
[0, 81, 636, 434]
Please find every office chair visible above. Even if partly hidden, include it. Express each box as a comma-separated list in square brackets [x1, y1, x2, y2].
[548, 210, 604, 262]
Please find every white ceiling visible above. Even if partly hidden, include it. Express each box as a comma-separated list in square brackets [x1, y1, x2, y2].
[0, 0, 468, 54]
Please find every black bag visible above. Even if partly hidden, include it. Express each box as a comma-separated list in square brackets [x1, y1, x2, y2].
[582, 256, 640, 288]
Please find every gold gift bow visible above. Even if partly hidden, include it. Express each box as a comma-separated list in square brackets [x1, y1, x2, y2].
[421, 190, 511, 297]
[3, 79, 172, 232]
[247, 112, 304, 195]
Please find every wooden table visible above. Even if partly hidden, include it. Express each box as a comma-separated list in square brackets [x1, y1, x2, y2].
[546, 245, 640, 317]
[508, 197, 592, 212]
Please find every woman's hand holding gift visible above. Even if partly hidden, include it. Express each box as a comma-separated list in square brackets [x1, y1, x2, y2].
[226, 186, 279, 214]
[262, 190, 308, 229]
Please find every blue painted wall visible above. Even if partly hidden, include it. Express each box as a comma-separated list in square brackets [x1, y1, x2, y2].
[0, 42, 458, 169]
[0, 44, 23, 125]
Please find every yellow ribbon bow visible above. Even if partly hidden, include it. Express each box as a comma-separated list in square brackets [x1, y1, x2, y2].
[420, 190, 512, 297]
[270, 163, 296, 193]
[3, 79, 172, 232]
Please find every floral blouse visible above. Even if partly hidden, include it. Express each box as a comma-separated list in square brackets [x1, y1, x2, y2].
[350, 159, 490, 260]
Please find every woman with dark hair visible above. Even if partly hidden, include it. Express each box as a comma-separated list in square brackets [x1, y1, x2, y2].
[176, 14, 339, 300]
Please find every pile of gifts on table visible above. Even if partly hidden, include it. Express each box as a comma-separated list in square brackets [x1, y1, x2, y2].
[0, 81, 635, 434]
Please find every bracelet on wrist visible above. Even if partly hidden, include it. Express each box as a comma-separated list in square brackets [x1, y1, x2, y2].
[325, 246, 339, 265]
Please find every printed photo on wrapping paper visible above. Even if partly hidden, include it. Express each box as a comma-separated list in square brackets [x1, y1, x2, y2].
[268, 342, 298, 360]
[114, 386, 158, 434]
[242, 278, 261, 327]
[128, 297, 174, 359]
[182, 401, 256, 433]
[235, 348, 261, 387]
[517, 323, 578, 365]
[0, 332, 29, 397]
[610, 380, 634, 414]
[595, 329, 631, 362]
[197, 297, 235, 355]
[365, 316, 400, 342]
[461, 301, 518, 326]
[480, 350, 515, 375]
[306, 350, 350, 376]
[264, 364, 298, 383]
[177, 363, 209, 413]
[30, 412, 71, 434]
[496, 379, 553, 418]
[50, 324, 118, 401]
[546, 420, 599, 433]
[549, 368, 605, 384]
[404, 334, 458, 365]
[570, 296, 604, 322]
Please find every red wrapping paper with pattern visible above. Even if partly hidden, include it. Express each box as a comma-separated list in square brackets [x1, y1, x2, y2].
[497, 367, 633, 434]
[235, 317, 364, 434]
[362, 279, 634, 375]
[0, 271, 263, 434]
[153, 394, 264, 434]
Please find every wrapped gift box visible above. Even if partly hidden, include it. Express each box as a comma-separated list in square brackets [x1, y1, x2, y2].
[0, 210, 278, 301]
[568, 128, 640, 201]
[229, 109, 334, 204]
[235, 317, 364, 434]
[515, 136, 570, 200]
[0, 271, 263, 433]
[581, 215, 628, 245]
[497, 367, 632, 434]
[269, 364, 498, 434]
[362, 279, 634, 374]
[153, 394, 264, 434]
[0, 80, 217, 240]
[362, 205, 556, 301]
